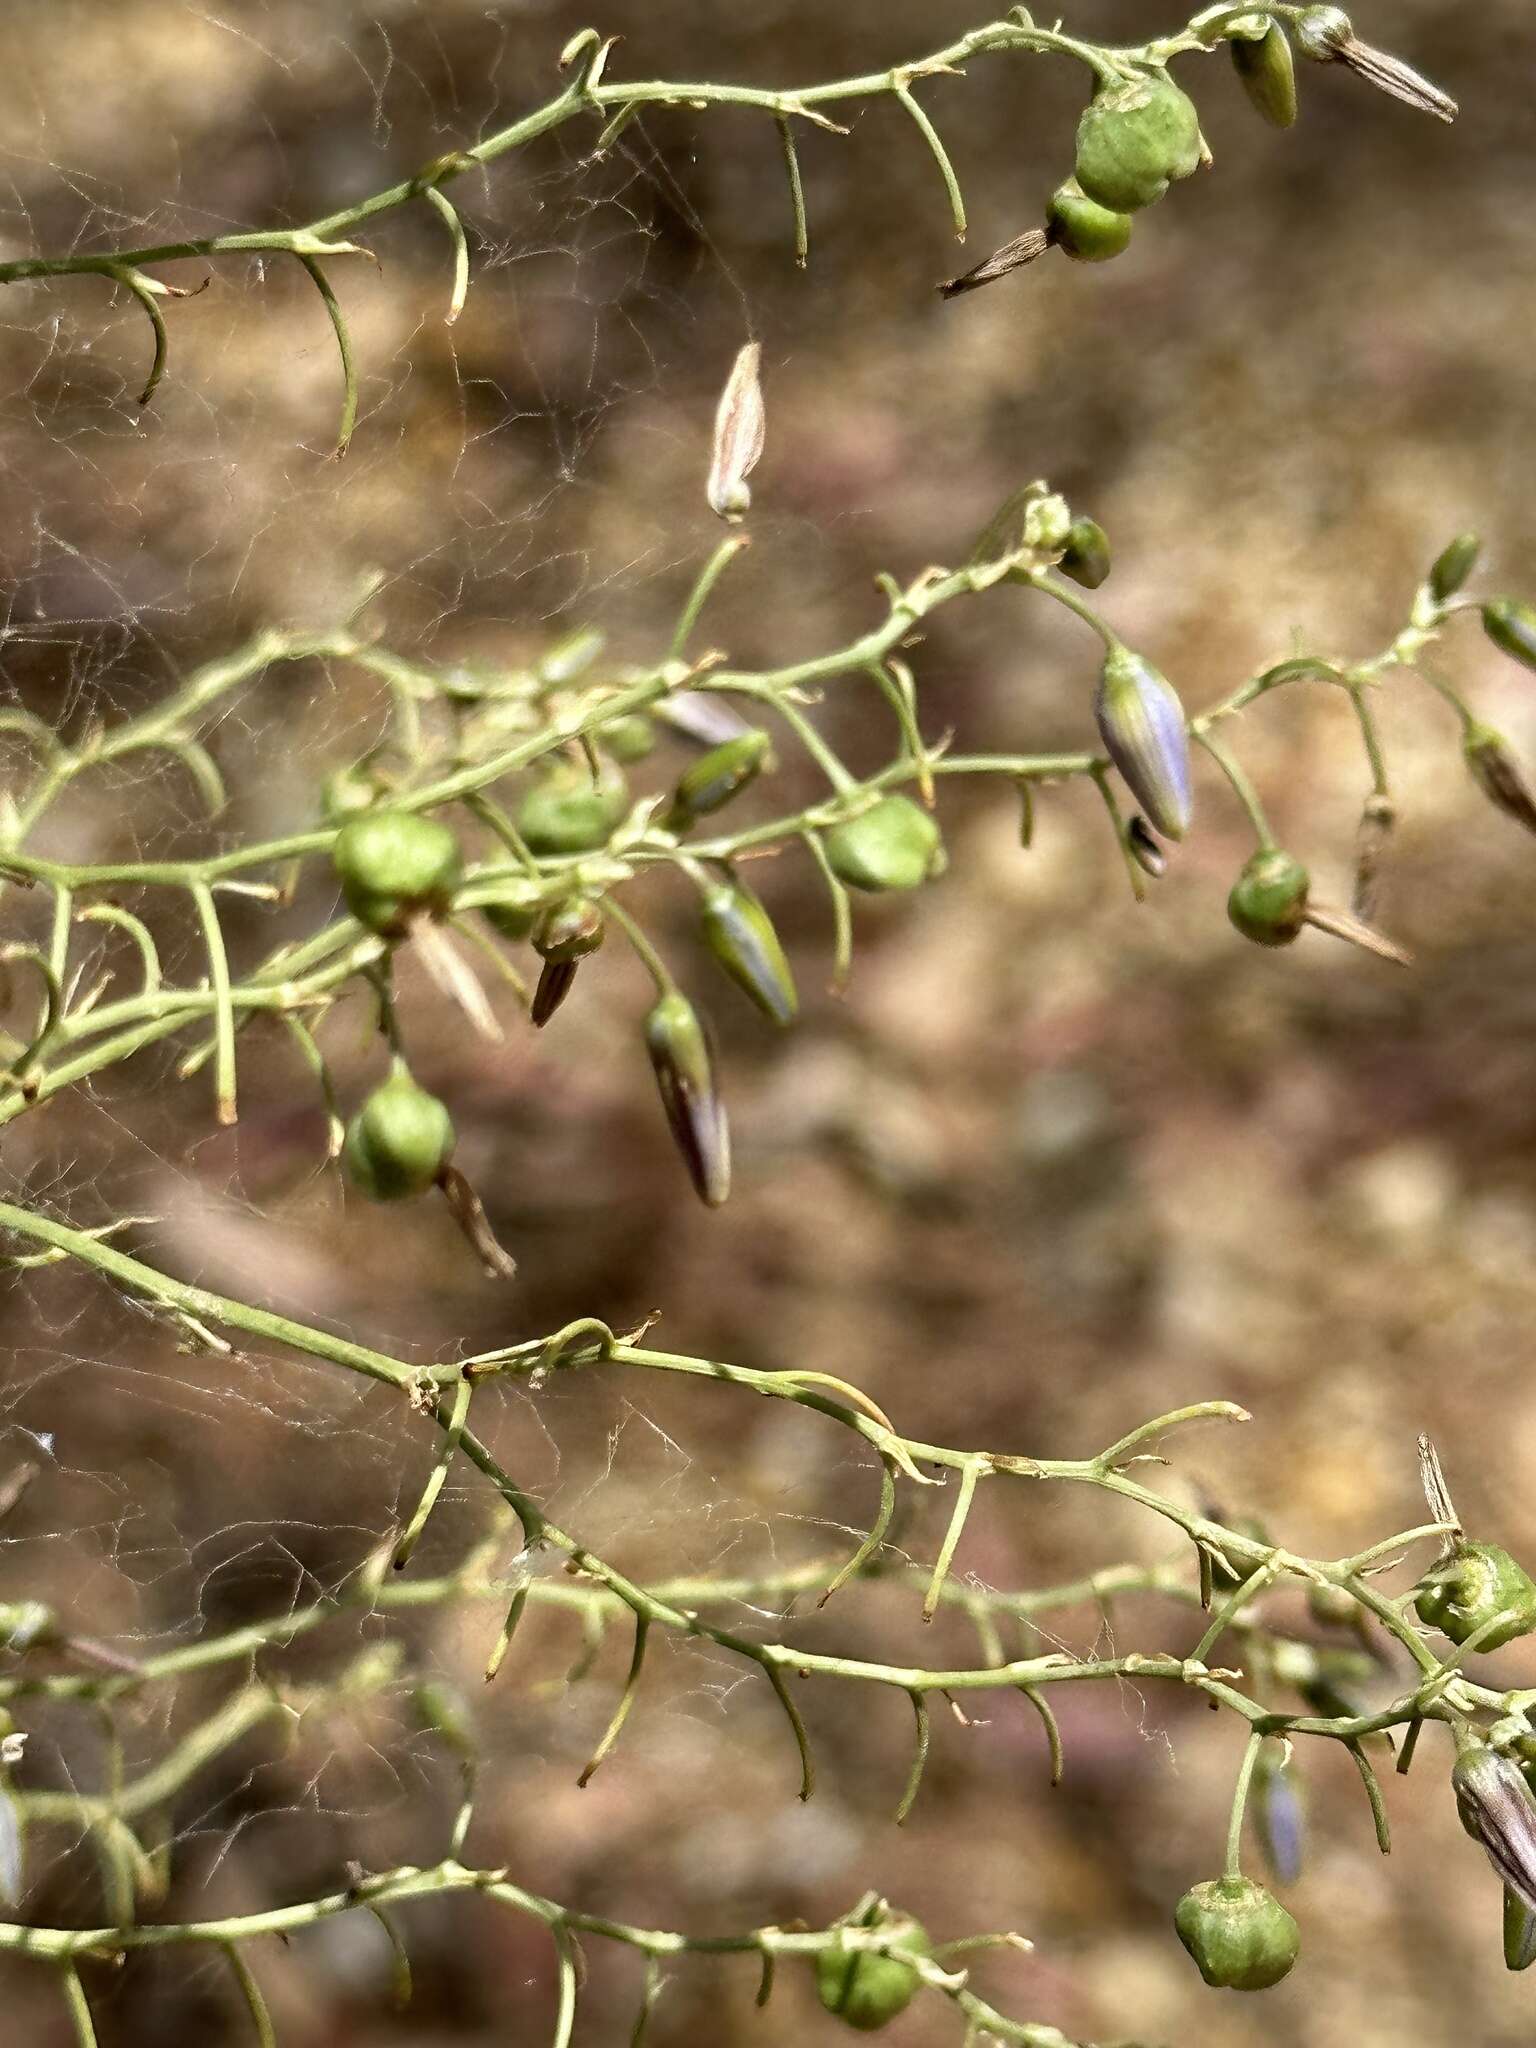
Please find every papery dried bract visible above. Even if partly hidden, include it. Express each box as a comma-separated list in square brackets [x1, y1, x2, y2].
[708, 341, 766, 523]
[1094, 645, 1193, 841]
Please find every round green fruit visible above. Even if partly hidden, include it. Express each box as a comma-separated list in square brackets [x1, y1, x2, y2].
[1416, 1541, 1536, 1651]
[1046, 181, 1134, 262]
[515, 769, 629, 856]
[1075, 70, 1204, 213]
[823, 797, 944, 894]
[815, 1917, 930, 2031]
[342, 1070, 455, 1202]
[1175, 1877, 1299, 1991]
[1228, 850, 1309, 946]
[333, 811, 462, 937]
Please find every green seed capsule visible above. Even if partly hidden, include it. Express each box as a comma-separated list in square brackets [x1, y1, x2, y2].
[699, 876, 798, 1027]
[1230, 18, 1299, 128]
[1416, 1541, 1536, 1650]
[664, 731, 774, 833]
[1075, 70, 1204, 213]
[515, 768, 629, 856]
[1483, 600, 1536, 672]
[1228, 849, 1309, 946]
[1060, 516, 1112, 589]
[1174, 1878, 1299, 1991]
[342, 1069, 455, 1202]
[823, 796, 944, 893]
[333, 811, 462, 937]
[815, 1915, 931, 2032]
[1045, 181, 1134, 263]
[1429, 532, 1481, 602]
[644, 990, 730, 1207]
[534, 897, 605, 965]
[596, 714, 657, 764]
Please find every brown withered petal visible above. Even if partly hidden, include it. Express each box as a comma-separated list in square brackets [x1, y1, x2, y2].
[1337, 39, 1457, 122]
[1303, 902, 1412, 966]
[531, 958, 579, 1027]
[707, 341, 766, 523]
[1352, 793, 1395, 920]
[1466, 726, 1536, 838]
[938, 229, 1049, 299]
[1454, 1749, 1536, 1918]
[437, 1165, 518, 1280]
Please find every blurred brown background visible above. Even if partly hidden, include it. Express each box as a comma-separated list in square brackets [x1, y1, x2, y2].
[3, 1, 1536, 2042]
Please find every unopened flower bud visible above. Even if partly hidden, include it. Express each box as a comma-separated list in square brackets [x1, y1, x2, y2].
[482, 892, 540, 942]
[1295, 8, 1456, 122]
[1506, 1887, 1536, 1973]
[816, 1907, 930, 2031]
[699, 875, 798, 1027]
[596, 713, 657, 765]
[1465, 724, 1536, 838]
[1075, 70, 1205, 213]
[1044, 183, 1134, 264]
[1429, 533, 1481, 603]
[321, 760, 386, 823]
[1175, 1877, 1299, 1991]
[707, 340, 766, 523]
[1454, 1746, 1536, 1917]
[333, 811, 462, 937]
[343, 1068, 455, 1202]
[1483, 601, 1536, 673]
[1229, 16, 1299, 128]
[823, 796, 945, 893]
[644, 990, 730, 1207]
[1060, 516, 1112, 589]
[1095, 644, 1193, 841]
[1254, 1747, 1306, 1887]
[665, 731, 774, 833]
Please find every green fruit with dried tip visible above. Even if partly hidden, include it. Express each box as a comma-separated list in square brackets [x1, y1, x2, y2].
[823, 797, 944, 893]
[1175, 1878, 1299, 1990]
[1045, 181, 1134, 262]
[1075, 70, 1204, 213]
[343, 1069, 455, 1201]
[1416, 1541, 1536, 1650]
[333, 811, 462, 937]
[1483, 600, 1536, 672]
[700, 877, 798, 1026]
[1228, 849, 1309, 946]
[815, 1916, 931, 2030]
[1230, 18, 1299, 128]
[515, 769, 629, 855]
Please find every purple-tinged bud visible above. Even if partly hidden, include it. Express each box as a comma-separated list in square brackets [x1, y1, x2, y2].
[1127, 814, 1167, 877]
[1254, 1747, 1305, 1887]
[1454, 1746, 1536, 1918]
[644, 991, 730, 1207]
[1094, 644, 1193, 841]
[1465, 724, 1536, 838]
[1483, 601, 1536, 673]
[699, 875, 798, 1027]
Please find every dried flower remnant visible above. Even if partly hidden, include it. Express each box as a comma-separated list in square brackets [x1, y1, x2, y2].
[707, 341, 766, 523]
[1464, 725, 1536, 839]
[1295, 8, 1457, 123]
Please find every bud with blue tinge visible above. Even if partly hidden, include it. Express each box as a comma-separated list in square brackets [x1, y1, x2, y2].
[1454, 1744, 1536, 1919]
[644, 991, 730, 1207]
[1095, 644, 1193, 841]
[1254, 1746, 1305, 1887]
[699, 874, 798, 1026]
